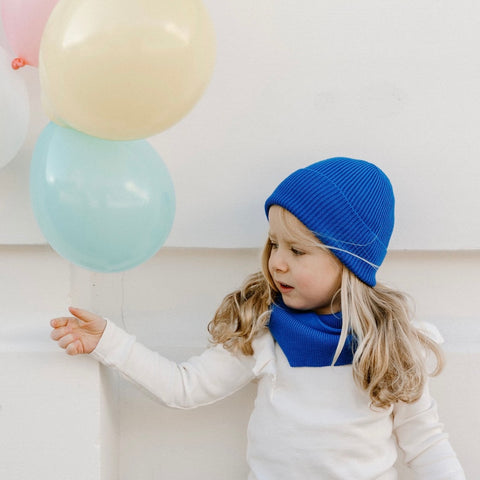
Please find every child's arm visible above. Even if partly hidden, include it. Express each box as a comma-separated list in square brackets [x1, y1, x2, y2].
[50, 307, 107, 355]
[393, 384, 465, 479]
[50, 308, 257, 409]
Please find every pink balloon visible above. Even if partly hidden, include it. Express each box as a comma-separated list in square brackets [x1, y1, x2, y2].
[1, 0, 59, 68]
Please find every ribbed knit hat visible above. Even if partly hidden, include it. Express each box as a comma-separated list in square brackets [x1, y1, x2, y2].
[265, 157, 395, 286]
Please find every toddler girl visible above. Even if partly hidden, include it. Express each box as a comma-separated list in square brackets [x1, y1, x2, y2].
[50, 157, 465, 479]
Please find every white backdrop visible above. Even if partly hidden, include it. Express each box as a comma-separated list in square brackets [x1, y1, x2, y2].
[1, 0, 479, 250]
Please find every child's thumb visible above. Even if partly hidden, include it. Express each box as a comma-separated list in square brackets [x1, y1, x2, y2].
[68, 306, 101, 324]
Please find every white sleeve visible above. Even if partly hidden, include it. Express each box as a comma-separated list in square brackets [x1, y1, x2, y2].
[90, 319, 256, 409]
[393, 384, 465, 479]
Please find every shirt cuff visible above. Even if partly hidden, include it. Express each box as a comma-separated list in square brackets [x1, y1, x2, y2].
[90, 318, 136, 368]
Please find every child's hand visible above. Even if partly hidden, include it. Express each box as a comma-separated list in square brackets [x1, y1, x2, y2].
[50, 307, 107, 355]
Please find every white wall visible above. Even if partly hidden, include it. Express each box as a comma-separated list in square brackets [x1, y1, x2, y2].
[1, 0, 480, 250]
[1, 0, 479, 478]
[0, 246, 478, 478]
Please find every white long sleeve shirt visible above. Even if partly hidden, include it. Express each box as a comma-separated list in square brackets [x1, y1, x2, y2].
[91, 320, 465, 480]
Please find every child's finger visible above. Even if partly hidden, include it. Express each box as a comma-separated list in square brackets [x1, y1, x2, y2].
[50, 325, 72, 341]
[50, 317, 69, 328]
[65, 340, 82, 356]
[57, 333, 75, 350]
[68, 306, 101, 324]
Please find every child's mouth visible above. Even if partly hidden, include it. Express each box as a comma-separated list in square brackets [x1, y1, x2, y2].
[278, 282, 294, 292]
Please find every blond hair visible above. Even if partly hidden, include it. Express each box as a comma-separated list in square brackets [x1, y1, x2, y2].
[208, 209, 444, 409]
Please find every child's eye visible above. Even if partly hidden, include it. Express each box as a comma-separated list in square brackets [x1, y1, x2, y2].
[291, 247, 304, 256]
[269, 240, 278, 249]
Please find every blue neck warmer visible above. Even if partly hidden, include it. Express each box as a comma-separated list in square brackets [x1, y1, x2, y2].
[268, 301, 355, 367]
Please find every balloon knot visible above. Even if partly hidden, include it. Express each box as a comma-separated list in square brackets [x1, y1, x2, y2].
[12, 58, 27, 70]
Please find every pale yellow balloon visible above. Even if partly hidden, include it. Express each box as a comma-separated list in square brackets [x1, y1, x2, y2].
[39, 0, 216, 140]
[40, 90, 68, 128]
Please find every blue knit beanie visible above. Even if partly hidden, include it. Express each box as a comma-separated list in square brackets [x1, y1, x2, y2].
[264, 157, 395, 287]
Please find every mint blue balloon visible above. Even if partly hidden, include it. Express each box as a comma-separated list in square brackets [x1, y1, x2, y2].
[30, 123, 175, 272]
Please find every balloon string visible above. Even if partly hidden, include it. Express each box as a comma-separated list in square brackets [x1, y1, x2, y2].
[11, 58, 27, 70]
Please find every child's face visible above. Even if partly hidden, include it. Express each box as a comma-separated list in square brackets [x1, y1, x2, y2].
[267, 206, 342, 314]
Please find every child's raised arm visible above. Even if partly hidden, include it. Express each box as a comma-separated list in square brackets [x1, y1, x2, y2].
[50, 307, 107, 355]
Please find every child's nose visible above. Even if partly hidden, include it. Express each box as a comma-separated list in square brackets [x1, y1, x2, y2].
[270, 250, 288, 272]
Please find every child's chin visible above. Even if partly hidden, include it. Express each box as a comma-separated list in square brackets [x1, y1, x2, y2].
[281, 298, 307, 312]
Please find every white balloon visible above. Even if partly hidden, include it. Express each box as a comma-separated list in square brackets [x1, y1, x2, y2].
[0, 46, 30, 168]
